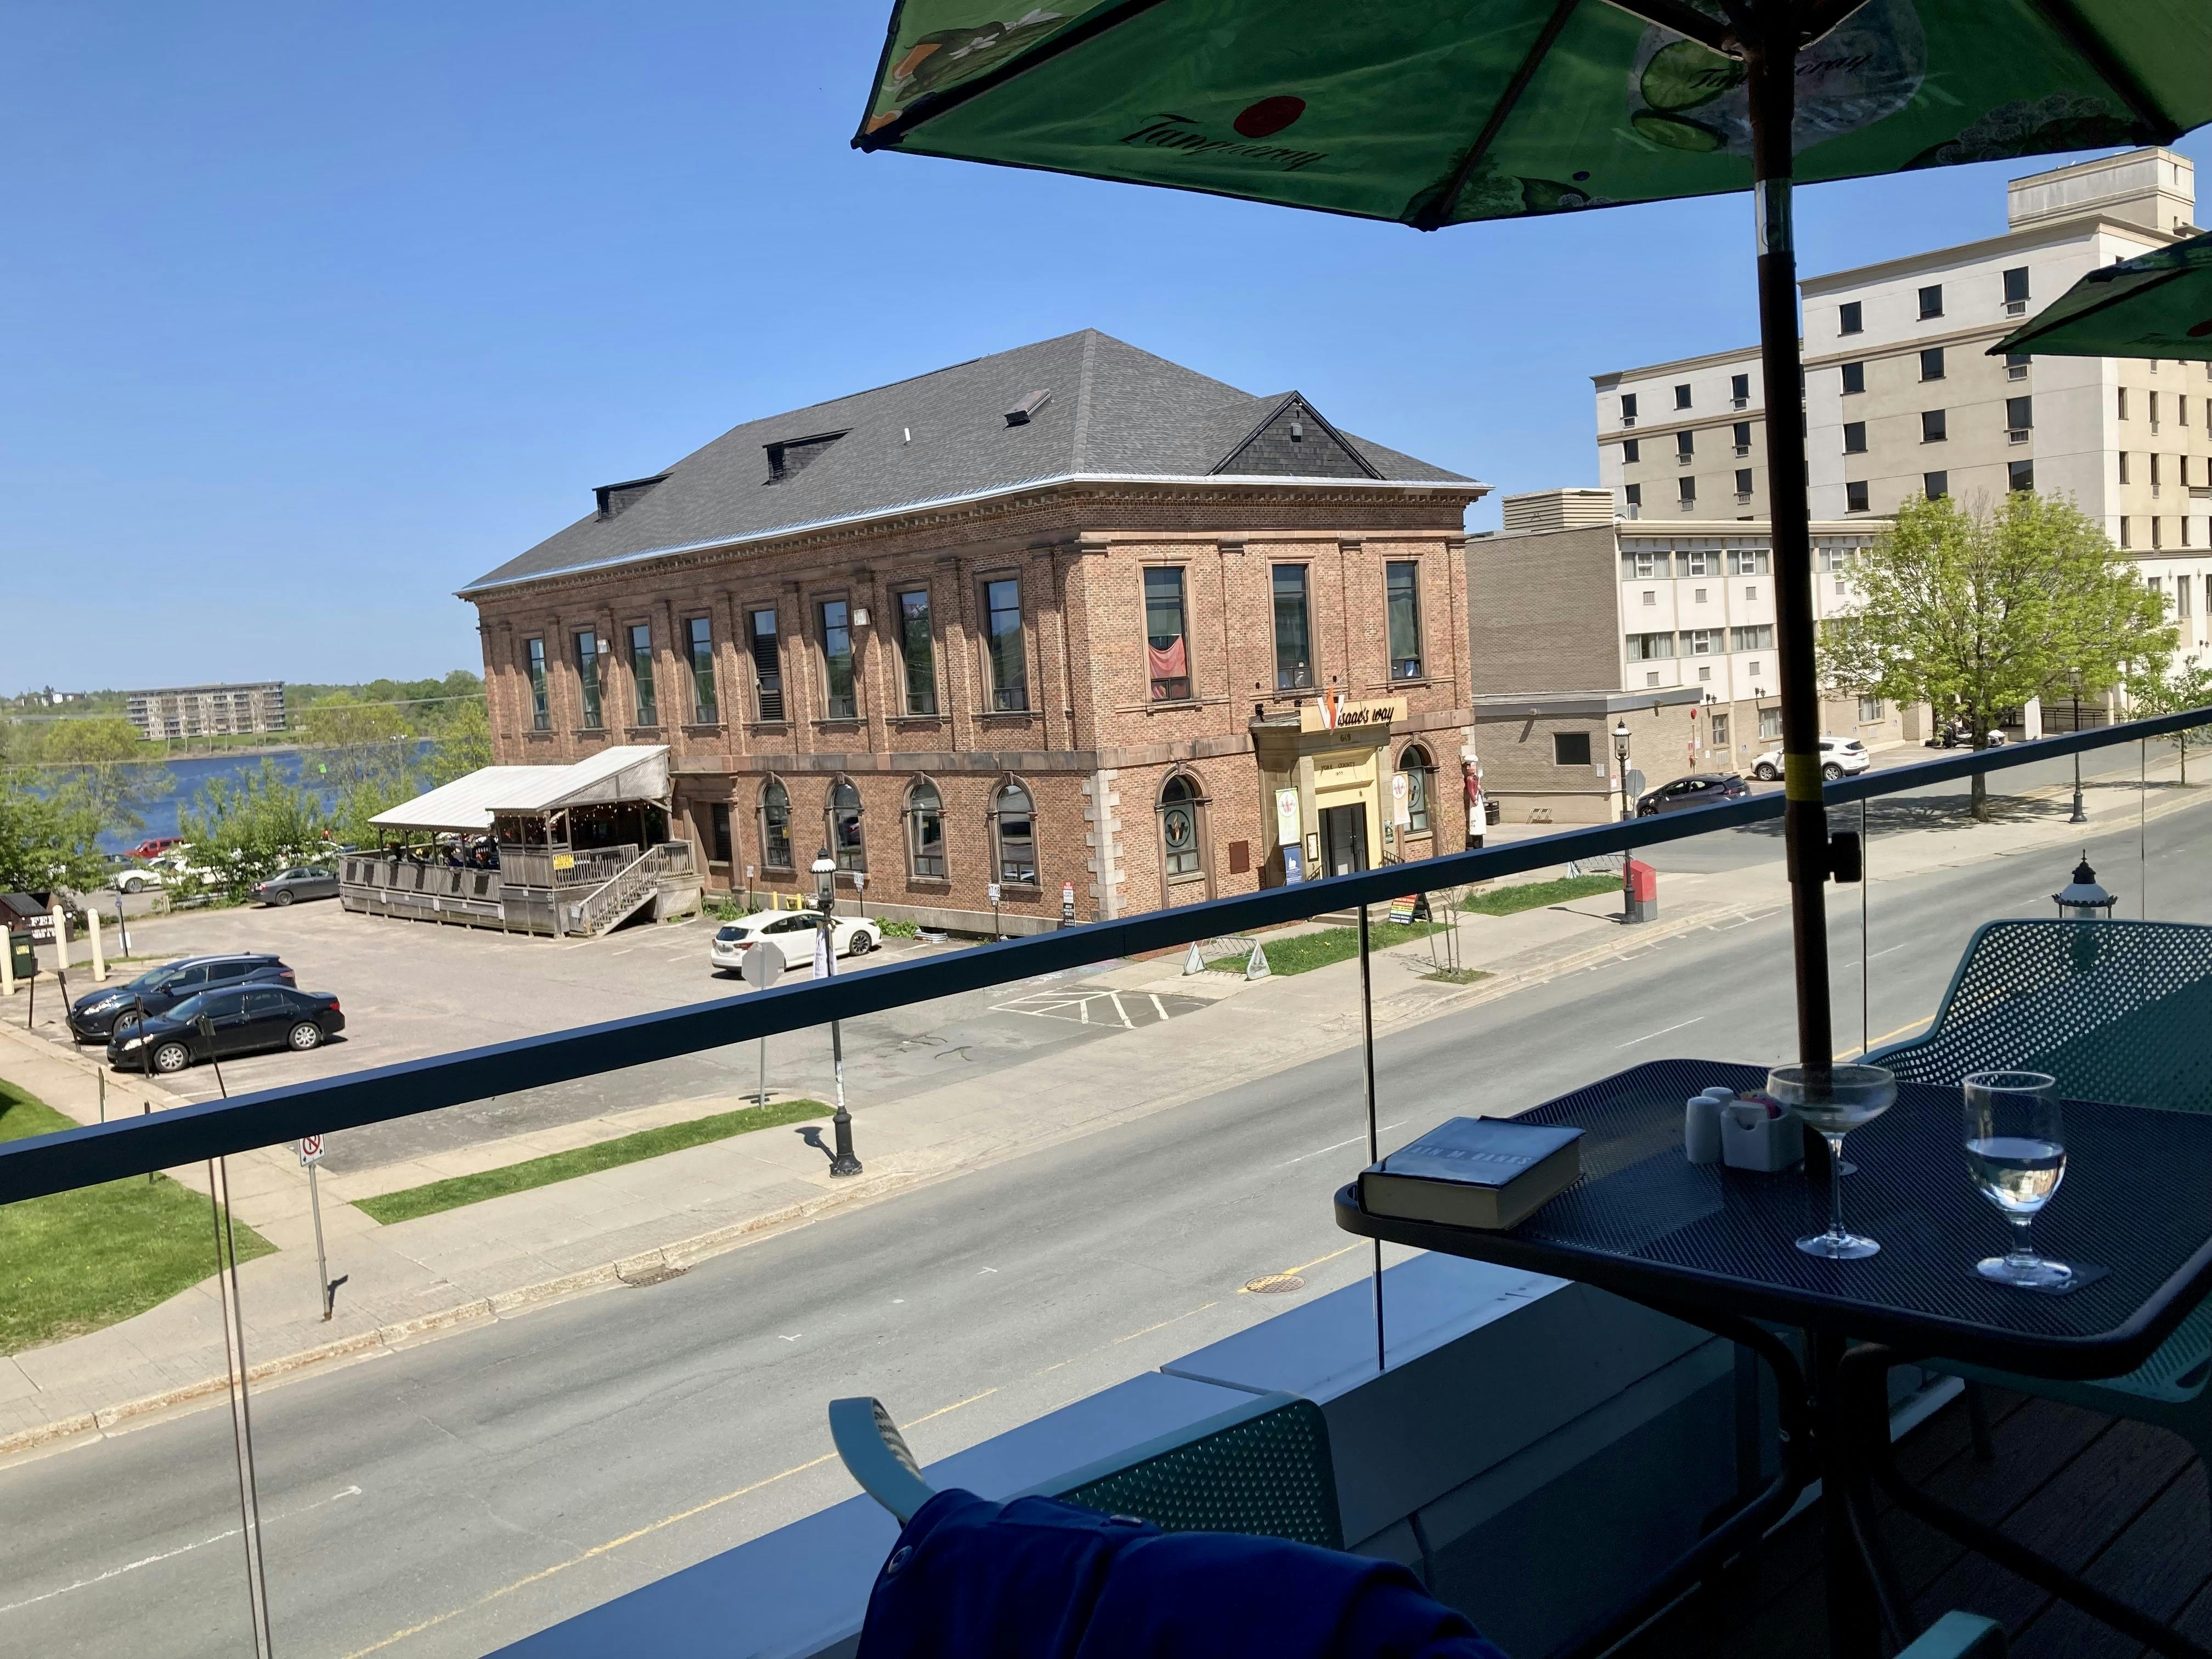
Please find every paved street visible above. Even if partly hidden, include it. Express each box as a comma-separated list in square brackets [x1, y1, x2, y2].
[4, 795, 2206, 1659]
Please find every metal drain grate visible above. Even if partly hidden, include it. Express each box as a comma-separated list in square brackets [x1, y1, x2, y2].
[618, 1261, 690, 1289]
[1243, 1273, 1306, 1295]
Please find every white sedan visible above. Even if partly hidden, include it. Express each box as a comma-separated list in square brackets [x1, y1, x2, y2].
[710, 910, 879, 975]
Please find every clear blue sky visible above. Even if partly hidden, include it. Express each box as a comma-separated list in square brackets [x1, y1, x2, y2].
[7, 4, 2205, 691]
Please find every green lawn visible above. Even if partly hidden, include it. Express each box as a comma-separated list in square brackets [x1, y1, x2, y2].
[1461, 873, 1623, 916]
[0, 1080, 273, 1356]
[1207, 920, 1446, 978]
[358, 1098, 833, 1225]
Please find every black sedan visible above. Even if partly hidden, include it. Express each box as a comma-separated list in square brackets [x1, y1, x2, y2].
[252, 866, 341, 906]
[109, 984, 343, 1076]
[67, 954, 295, 1043]
[1635, 774, 1751, 816]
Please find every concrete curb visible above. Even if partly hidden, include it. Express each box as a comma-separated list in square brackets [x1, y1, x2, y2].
[0, 1165, 922, 1461]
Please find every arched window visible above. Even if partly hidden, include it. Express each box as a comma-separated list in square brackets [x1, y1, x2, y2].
[1160, 775, 1204, 878]
[992, 781, 1036, 885]
[906, 780, 945, 878]
[759, 778, 793, 871]
[1397, 744, 1434, 835]
[829, 778, 865, 873]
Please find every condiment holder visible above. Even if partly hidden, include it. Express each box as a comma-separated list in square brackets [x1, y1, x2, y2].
[1687, 1087, 1801, 1172]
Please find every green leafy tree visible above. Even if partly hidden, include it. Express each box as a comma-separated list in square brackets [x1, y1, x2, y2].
[426, 694, 493, 786]
[1820, 493, 2173, 817]
[36, 716, 174, 837]
[0, 769, 109, 894]
[2126, 650, 2212, 786]
[176, 761, 330, 901]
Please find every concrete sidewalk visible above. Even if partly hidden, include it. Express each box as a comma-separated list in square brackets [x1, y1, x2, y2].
[2, 760, 2205, 1460]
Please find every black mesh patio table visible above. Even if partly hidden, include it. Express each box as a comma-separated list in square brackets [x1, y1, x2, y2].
[1333, 1058, 2212, 1659]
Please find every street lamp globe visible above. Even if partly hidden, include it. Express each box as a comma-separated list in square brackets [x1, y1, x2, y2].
[811, 847, 836, 906]
[1612, 719, 1632, 757]
[2052, 854, 2118, 921]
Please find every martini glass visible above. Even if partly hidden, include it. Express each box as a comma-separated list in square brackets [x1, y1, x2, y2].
[1769, 1064, 1897, 1260]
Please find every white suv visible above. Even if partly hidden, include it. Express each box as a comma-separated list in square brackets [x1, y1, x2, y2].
[1748, 736, 1871, 782]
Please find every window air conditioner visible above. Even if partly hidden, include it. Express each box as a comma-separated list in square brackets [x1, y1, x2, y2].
[2007, 300, 2028, 316]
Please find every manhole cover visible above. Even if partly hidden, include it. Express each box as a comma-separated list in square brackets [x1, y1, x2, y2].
[1243, 1273, 1306, 1295]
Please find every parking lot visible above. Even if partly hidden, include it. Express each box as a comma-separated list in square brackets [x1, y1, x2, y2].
[40, 902, 1196, 1176]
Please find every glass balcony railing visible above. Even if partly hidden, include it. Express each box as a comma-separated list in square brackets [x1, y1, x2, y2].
[3, 704, 2210, 1659]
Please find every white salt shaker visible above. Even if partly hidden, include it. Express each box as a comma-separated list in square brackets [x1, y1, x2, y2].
[1684, 1092, 1724, 1164]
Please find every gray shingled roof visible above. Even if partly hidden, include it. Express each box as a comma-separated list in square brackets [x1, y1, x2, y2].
[462, 330, 1479, 594]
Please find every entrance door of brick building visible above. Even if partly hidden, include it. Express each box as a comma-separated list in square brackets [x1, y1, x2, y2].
[1318, 804, 1367, 878]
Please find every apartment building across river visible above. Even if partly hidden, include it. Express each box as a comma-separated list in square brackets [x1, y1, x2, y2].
[459, 332, 1488, 934]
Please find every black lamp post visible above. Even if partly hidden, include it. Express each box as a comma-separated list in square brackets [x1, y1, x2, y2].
[1612, 719, 1633, 822]
[812, 848, 862, 1177]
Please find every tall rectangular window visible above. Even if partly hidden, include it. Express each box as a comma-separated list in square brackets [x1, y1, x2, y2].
[710, 804, 732, 865]
[1385, 561, 1424, 680]
[1922, 409, 1948, 443]
[1675, 429, 1694, 460]
[1920, 347, 1945, 381]
[2118, 387, 2129, 420]
[1735, 469, 1754, 496]
[2003, 266, 2031, 306]
[983, 578, 1028, 711]
[749, 608, 781, 721]
[1846, 481, 1870, 514]
[896, 588, 936, 715]
[1674, 382, 1692, 409]
[1839, 302, 1863, 335]
[1733, 421, 1753, 452]
[1143, 567, 1190, 701]
[1918, 284, 1943, 319]
[1620, 392, 1638, 422]
[820, 600, 857, 719]
[687, 616, 718, 724]
[1678, 477, 1697, 506]
[1623, 483, 1642, 511]
[1623, 437, 1640, 463]
[2120, 452, 2131, 484]
[2008, 458, 2035, 492]
[1730, 372, 1750, 405]
[1925, 471, 1949, 500]
[1272, 565, 1313, 690]
[629, 623, 657, 727]
[2007, 394, 2034, 432]
[525, 638, 549, 731]
[1841, 361, 1865, 395]
[574, 629, 604, 729]
[1843, 422, 1866, 454]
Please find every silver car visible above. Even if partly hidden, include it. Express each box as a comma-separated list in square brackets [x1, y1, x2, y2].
[252, 867, 341, 906]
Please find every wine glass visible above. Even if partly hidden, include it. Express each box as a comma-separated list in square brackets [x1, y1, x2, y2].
[1769, 1063, 1897, 1260]
[1963, 1071, 2071, 1290]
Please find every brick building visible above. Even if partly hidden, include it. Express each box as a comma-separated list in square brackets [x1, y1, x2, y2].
[460, 332, 1489, 934]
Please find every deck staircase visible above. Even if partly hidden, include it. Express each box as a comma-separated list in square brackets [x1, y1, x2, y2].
[563, 844, 675, 937]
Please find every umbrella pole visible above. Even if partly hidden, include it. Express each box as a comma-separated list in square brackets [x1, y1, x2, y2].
[1742, 8, 1835, 1092]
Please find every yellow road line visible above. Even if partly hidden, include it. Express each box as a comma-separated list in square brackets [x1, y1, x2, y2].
[1112, 1302, 1218, 1344]
[1838, 1016, 1929, 1060]
[1239, 1243, 1360, 1292]
[338, 1388, 997, 1658]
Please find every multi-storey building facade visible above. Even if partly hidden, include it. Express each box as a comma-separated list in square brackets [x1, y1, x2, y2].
[1594, 148, 2212, 658]
[459, 332, 1488, 934]
[1481, 490, 1900, 782]
[125, 681, 286, 740]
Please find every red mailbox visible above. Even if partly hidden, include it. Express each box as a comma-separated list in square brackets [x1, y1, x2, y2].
[1623, 858, 1658, 924]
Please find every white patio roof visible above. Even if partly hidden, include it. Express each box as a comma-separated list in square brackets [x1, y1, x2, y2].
[369, 747, 670, 832]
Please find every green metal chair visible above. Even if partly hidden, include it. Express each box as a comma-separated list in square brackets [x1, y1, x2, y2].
[1868, 919, 2212, 1506]
[830, 1395, 2001, 1654]
[830, 1390, 1342, 1546]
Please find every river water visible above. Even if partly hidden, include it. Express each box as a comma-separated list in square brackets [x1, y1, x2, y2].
[95, 743, 435, 851]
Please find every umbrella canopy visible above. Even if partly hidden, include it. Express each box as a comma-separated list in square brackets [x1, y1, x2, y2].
[1992, 228, 2212, 362]
[854, 2, 2208, 227]
[854, 0, 2209, 1094]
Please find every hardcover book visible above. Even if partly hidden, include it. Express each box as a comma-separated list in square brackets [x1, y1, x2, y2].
[1359, 1117, 1584, 1231]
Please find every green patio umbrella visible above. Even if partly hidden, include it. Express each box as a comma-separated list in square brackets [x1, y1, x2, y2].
[1993, 228, 2212, 361]
[853, 0, 2210, 1084]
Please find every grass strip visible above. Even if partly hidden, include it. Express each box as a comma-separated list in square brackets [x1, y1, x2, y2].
[0, 1080, 273, 1355]
[1461, 873, 1622, 916]
[358, 1098, 832, 1225]
[1206, 921, 1446, 978]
